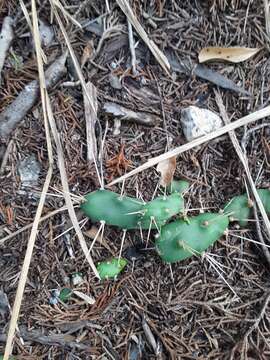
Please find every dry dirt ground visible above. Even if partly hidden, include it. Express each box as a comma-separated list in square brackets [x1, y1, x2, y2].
[1, 0, 270, 359]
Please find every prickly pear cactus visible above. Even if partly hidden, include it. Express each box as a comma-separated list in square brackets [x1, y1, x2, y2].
[155, 213, 229, 263]
[140, 192, 184, 229]
[169, 179, 189, 194]
[81, 190, 144, 229]
[224, 188, 270, 227]
[97, 258, 127, 279]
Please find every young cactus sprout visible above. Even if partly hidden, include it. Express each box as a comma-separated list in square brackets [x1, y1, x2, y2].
[80, 190, 144, 229]
[155, 213, 229, 263]
[224, 188, 270, 227]
[139, 192, 185, 229]
[97, 258, 127, 279]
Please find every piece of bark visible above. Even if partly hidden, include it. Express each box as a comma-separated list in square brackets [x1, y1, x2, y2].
[0, 17, 14, 83]
[83, 81, 98, 164]
[166, 51, 250, 96]
[0, 53, 67, 142]
[103, 102, 159, 126]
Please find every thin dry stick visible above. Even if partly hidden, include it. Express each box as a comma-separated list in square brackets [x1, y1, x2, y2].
[116, 0, 170, 75]
[83, 81, 98, 164]
[3, 172, 52, 360]
[108, 104, 270, 186]
[19, 0, 47, 63]
[3, 0, 54, 358]
[127, 20, 136, 75]
[0, 206, 68, 245]
[215, 91, 270, 247]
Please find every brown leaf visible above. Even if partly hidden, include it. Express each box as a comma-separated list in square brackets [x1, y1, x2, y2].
[156, 156, 176, 187]
[81, 40, 94, 68]
[198, 47, 261, 64]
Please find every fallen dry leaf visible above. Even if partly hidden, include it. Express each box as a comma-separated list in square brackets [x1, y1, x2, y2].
[81, 40, 94, 68]
[156, 156, 176, 187]
[198, 47, 261, 64]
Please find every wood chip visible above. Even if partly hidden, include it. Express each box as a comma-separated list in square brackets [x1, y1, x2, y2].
[83, 81, 98, 164]
[73, 290, 95, 305]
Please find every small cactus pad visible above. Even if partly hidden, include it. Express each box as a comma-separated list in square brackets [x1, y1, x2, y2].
[155, 213, 229, 263]
[169, 179, 189, 194]
[140, 193, 184, 229]
[224, 188, 270, 227]
[81, 190, 144, 229]
[97, 258, 127, 279]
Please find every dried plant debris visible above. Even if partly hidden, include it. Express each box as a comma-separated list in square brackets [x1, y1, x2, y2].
[103, 102, 160, 126]
[199, 47, 261, 63]
[0, 17, 14, 83]
[2, 1, 270, 359]
[83, 81, 98, 164]
[166, 51, 250, 95]
[156, 156, 177, 187]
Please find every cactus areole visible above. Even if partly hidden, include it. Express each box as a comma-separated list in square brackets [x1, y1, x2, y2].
[155, 213, 229, 263]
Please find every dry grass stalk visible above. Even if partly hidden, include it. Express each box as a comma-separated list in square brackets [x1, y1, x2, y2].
[45, 91, 100, 279]
[116, 0, 170, 75]
[215, 90, 270, 264]
[83, 81, 98, 164]
[3, 0, 54, 358]
[109, 104, 270, 186]
[19, 0, 47, 63]
[53, 0, 82, 29]
[51, 0, 102, 185]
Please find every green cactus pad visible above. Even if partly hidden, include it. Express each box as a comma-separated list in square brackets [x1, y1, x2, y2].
[223, 194, 252, 227]
[169, 179, 189, 194]
[81, 190, 144, 229]
[155, 213, 229, 263]
[224, 188, 270, 227]
[97, 258, 127, 279]
[139, 193, 184, 229]
[257, 189, 270, 214]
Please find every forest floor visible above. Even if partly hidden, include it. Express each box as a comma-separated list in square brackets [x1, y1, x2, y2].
[0, 0, 270, 359]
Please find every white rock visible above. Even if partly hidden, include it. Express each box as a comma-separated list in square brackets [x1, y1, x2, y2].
[18, 154, 41, 187]
[180, 106, 223, 142]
